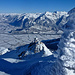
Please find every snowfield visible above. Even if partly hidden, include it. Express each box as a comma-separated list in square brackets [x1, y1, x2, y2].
[0, 34, 61, 49]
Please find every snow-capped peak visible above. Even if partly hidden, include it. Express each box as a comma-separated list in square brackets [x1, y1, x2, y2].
[45, 11, 52, 15]
[28, 38, 52, 56]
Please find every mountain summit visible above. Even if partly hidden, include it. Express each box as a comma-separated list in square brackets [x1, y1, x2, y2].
[18, 38, 52, 59]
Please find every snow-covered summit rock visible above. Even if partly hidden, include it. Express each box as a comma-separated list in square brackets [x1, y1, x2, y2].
[18, 38, 52, 59]
[45, 11, 52, 15]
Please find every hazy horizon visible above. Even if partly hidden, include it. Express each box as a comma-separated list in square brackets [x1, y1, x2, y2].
[0, 0, 75, 13]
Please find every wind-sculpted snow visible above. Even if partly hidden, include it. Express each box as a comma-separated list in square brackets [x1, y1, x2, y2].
[57, 8, 75, 75]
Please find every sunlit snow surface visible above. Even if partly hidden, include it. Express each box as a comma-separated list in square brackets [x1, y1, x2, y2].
[0, 47, 9, 55]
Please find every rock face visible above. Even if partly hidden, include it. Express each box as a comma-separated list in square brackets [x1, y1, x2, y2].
[57, 8, 75, 75]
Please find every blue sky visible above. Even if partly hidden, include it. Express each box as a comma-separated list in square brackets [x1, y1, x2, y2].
[0, 0, 75, 13]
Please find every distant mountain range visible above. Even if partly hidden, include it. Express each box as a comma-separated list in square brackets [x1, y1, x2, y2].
[0, 11, 68, 34]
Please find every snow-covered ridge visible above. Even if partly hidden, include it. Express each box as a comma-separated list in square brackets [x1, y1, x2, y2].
[18, 38, 52, 59]
[0, 11, 67, 22]
[44, 11, 68, 19]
